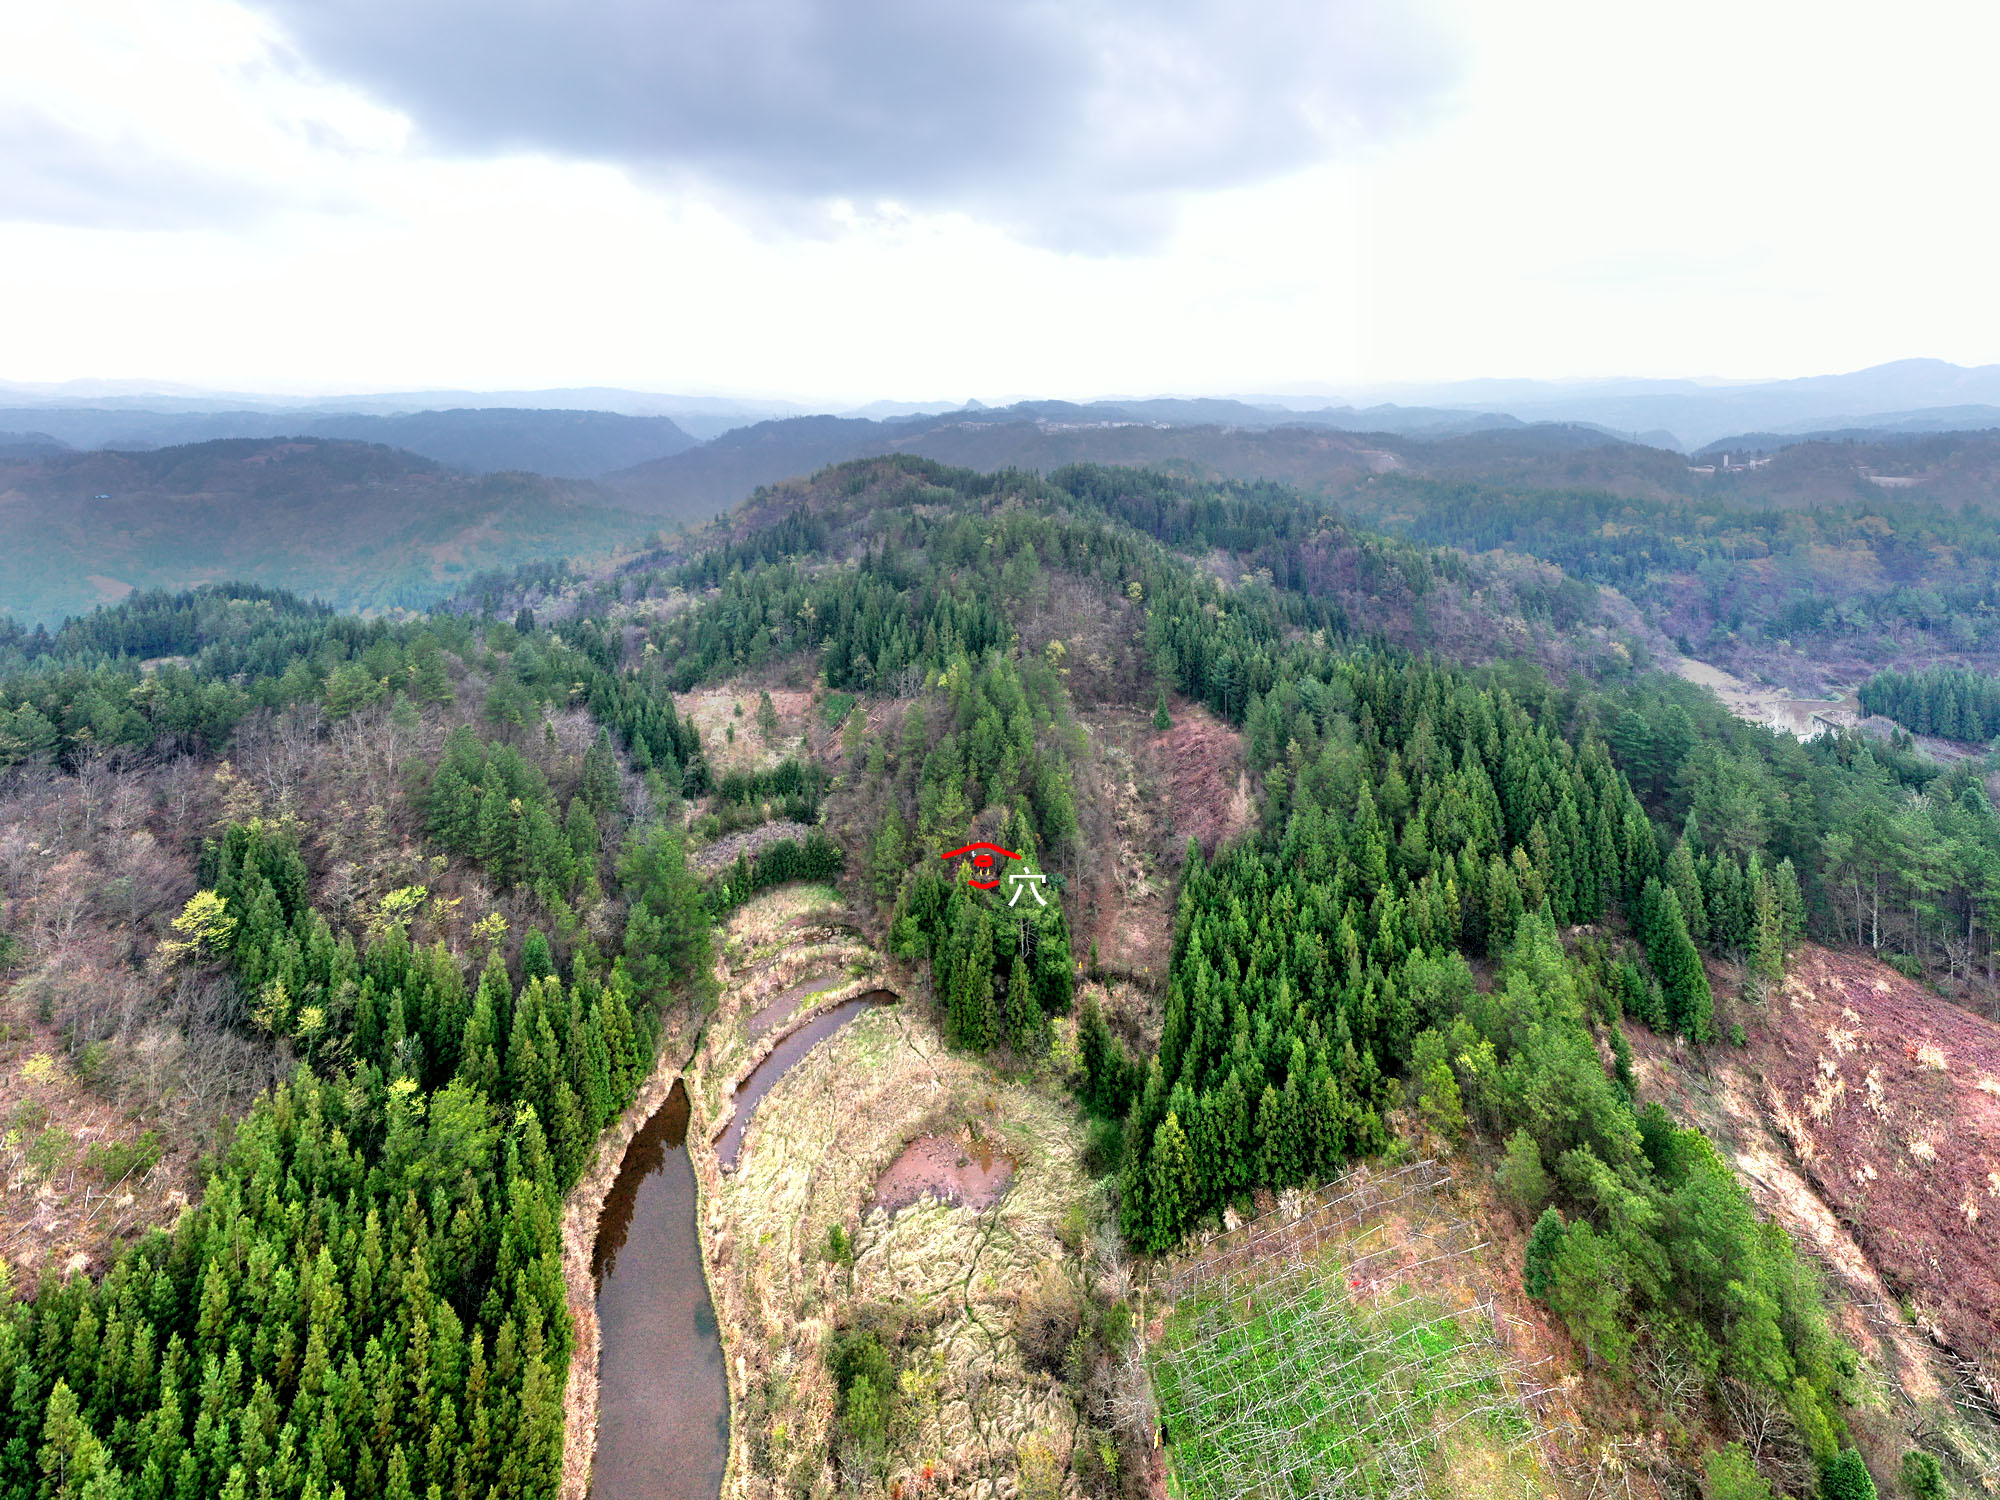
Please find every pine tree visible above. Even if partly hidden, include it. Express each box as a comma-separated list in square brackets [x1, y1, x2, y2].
[476, 950, 514, 1046]
[565, 797, 599, 869]
[1546, 1221, 1634, 1368]
[1145, 1112, 1197, 1252]
[1497, 1129, 1550, 1216]
[1821, 1452, 1877, 1500]
[1152, 690, 1172, 732]
[618, 826, 713, 1003]
[521, 929, 554, 984]
[1005, 956, 1041, 1054]
[474, 782, 510, 878]
[1077, 994, 1135, 1115]
[949, 913, 996, 1051]
[1706, 854, 1749, 953]
[1642, 879, 1713, 1041]
[1664, 840, 1708, 944]
[412, 643, 453, 705]
[1900, 1451, 1945, 1500]
[1774, 856, 1806, 949]
[1704, 1445, 1774, 1500]
[1751, 870, 1785, 983]
[581, 735, 621, 815]
[1486, 854, 1522, 954]
[427, 763, 475, 849]
[871, 803, 909, 904]
[1523, 1206, 1564, 1301]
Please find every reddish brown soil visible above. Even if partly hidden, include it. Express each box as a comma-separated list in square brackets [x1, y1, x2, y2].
[1074, 702, 1252, 984]
[1153, 704, 1253, 857]
[1745, 946, 2000, 1376]
[868, 1132, 1016, 1215]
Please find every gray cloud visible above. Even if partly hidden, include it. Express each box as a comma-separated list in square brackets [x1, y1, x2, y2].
[247, 0, 1458, 249]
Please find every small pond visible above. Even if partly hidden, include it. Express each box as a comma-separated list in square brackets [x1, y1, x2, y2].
[589, 1080, 728, 1500]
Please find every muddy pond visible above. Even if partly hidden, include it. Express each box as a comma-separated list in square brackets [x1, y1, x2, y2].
[588, 1080, 727, 1500]
[714, 991, 896, 1170]
[590, 992, 896, 1500]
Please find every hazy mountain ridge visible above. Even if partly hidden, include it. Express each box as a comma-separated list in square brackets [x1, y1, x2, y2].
[1357, 358, 2000, 448]
[0, 405, 697, 478]
[598, 406, 1552, 520]
[9, 411, 2000, 626]
[17, 356, 2000, 452]
[0, 437, 652, 623]
[14, 359, 2000, 491]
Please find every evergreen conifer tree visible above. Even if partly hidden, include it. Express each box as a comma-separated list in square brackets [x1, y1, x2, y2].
[1523, 1206, 1564, 1301]
[521, 929, 554, 984]
[1005, 956, 1041, 1053]
[1821, 1452, 1877, 1500]
[1664, 840, 1708, 943]
[1145, 1112, 1197, 1251]
[1775, 857, 1806, 948]
[1642, 880, 1713, 1041]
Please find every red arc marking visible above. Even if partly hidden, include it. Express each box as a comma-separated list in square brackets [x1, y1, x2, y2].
[941, 842, 1021, 890]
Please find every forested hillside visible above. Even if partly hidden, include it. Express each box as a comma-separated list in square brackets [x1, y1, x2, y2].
[0, 454, 1990, 1500]
[0, 440, 652, 625]
[0, 581, 728, 1500]
[604, 417, 2000, 703]
[1344, 472, 2000, 689]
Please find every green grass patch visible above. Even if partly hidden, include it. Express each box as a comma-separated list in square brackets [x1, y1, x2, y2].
[1153, 1261, 1529, 1500]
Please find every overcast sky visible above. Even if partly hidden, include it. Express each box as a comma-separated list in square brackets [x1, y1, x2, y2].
[4, 0, 1996, 403]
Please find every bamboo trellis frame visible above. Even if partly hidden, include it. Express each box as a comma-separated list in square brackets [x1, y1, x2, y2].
[1155, 1162, 1573, 1500]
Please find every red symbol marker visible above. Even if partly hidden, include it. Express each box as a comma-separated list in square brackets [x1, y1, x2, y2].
[941, 842, 1020, 890]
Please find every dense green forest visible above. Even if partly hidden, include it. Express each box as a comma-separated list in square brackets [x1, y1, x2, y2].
[631, 458, 1858, 1454]
[0, 584, 717, 1499]
[1859, 665, 2000, 741]
[621, 457, 2000, 990]
[0, 819, 706, 1500]
[0, 451, 1977, 1499]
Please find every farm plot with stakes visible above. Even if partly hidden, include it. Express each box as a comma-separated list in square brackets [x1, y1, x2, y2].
[1153, 1161, 1570, 1500]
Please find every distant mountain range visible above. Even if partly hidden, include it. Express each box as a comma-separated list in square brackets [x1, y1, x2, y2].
[0, 438, 651, 624]
[1330, 358, 2000, 449]
[9, 358, 2000, 466]
[4, 412, 2000, 625]
[596, 407, 1456, 520]
[3, 360, 2000, 623]
[0, 407, 697, 479]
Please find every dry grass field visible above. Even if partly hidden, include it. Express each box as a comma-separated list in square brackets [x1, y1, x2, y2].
[685, 886, 1109, 1500]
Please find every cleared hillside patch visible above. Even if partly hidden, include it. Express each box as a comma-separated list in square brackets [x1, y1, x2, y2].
[1746, 948, 2000, 1383]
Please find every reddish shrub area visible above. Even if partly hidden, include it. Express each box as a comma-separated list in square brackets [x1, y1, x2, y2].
[1749, 946, 2000, 1374]
[1155, 705, 1252, 858]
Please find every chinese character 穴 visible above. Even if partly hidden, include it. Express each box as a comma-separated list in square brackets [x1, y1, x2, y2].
[1006, 870, 1048, 907]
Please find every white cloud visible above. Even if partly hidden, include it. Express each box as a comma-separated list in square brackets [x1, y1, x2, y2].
[0, 0, 1996, 397]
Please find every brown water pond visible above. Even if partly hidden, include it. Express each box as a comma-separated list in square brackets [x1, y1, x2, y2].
[589, 1079, 728, 1500]
[714, 991, 896, 1171]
